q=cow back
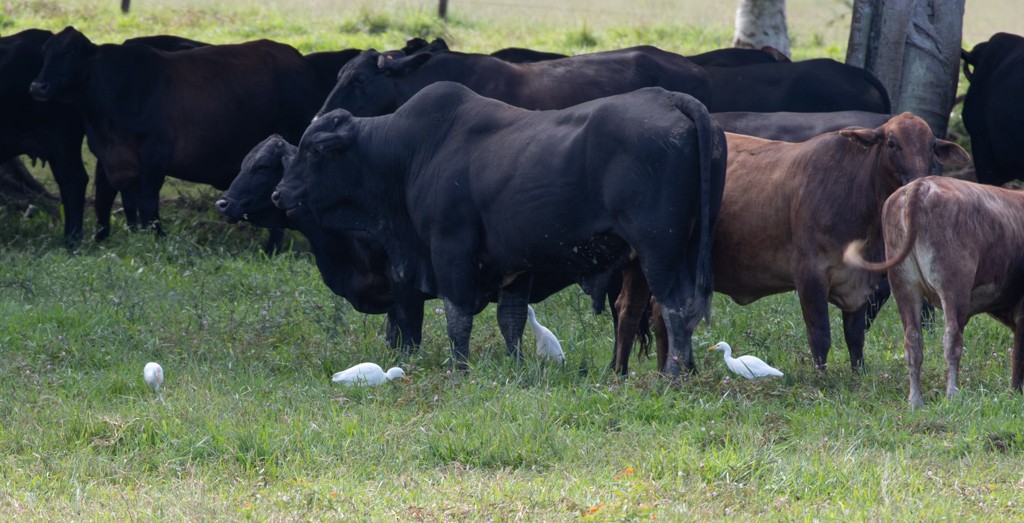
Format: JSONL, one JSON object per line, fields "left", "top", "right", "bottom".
{"left": 704, "top": 58, "right": 890, "bottom": 113}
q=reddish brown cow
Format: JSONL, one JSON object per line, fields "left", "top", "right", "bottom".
{"left": 613, "top": 114, "right": 969, "bottom": 375}
{"left": 844, "top": 177, "right": 1024, "bottom": 408}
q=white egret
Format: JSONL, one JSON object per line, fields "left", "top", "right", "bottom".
{"left": 331, "top": 363, "right": 406, "bottom": 386}
{"left": 707, "top": 342, "right": 783, "bottom": 379}
{"left": 527, "top": 305, "right": 564, "bottom": 363}
{"left": 143, "top": 361, "right": 164, "bottom": 392}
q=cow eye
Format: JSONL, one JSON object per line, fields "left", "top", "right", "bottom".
{"left": 886, "top": 139, "right": 896, "bottom": 150}
{"left": 308, "top": 147, "right": 321, "bottom": 159}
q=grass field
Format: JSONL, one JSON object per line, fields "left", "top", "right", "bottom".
{"left": 3, "top": 1, "right": 1024, "bottom": 521}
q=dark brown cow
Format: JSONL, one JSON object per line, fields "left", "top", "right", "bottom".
{"left": 844, "top": 176, "right": 1024, "bottom": 408}
{"left": 614, "top": 114, "right": 969, "bottom": 375}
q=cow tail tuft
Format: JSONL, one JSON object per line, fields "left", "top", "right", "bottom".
{"left": 843, "top": 180, "right": 924, "bottom": 272}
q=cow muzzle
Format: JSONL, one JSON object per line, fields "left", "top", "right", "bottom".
{"left": 214, "top": 198, "right": 241, "bottom": 223}
{"left": 271, "top": 189, "right": 295, "bottom": 211}
{"left": 28, "top": 81, "right": 52, "bottom": 101}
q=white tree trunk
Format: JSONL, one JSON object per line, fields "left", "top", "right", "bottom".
{"left": 733, "top": 0, "right": 790, "bottom": 58}
{"left": 847, "top": 0, "right": 964, "bottom": 137}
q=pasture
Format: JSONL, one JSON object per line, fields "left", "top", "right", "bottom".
{"left": 2, "top": 0, "right": 1024, "bottom": 520}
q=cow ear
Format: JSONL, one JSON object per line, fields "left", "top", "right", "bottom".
{"left": 428, "top": 38, "right": 450, "bottom": 52}
{"left": 839, "top": 127, "right": 882, "bottom": 147}
{"left": 378, "top": 52, "right": 431, "bottom": 76}
{"left": 934, "top": 139, "right": 971, "bottom": 166}
{"left": 311, "top": 128, "right": 355, "bottom": 153}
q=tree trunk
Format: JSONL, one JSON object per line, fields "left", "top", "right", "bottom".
{"left": 121, "top": 0, "right": 131, "bottom": 13}
{"left": 733, "top": 0, "right": 790, "bottom": 58}
{"left": 0, "top": 158, "right": 59, "bottom": 215}
{"left": 847, "top": 0, "right": 965, "bottom": 137}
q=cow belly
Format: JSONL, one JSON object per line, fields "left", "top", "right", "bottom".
{"left": 714, "top": 268, "right": 795, "bottom": 305}
{"left": 491, "top": 232, "right": 631, "bottom": 276}
{"left": 828, "top": 267, "right": 880, "bottom": 311}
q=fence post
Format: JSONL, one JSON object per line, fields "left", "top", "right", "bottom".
{"left": 439, "top": 0, "right": 448, "bottom": 19}
{"left": 121, "top": 0, "right": 131, "bottom": 13}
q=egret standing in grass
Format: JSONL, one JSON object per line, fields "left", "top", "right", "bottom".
{"left": 707, "top": 342, "right": 783, "bottom": 379}
{"left": 527, "top": 305, "right": 564, "bottom": 363}
{"left": 332, "top": 363, "right": 406, "bottom": 386}
{"left": 143, "top": 361, "right": 164, "bottom": 392}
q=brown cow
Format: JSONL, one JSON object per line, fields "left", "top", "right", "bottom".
{"left": 614, "top": 113, "right": 969, "bottom": 375}
{"left": 844, "top": 176, "right": 1024, "bottom": 408}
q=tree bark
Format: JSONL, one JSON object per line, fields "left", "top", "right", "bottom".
{"left": 846, "top": 0, "right": 965, "bottom": 137}
{"left": 733, "top": 0, "right": 790, "bottom": 58}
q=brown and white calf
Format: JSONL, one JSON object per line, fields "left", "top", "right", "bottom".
{"left": 613, "top": 113, "right": 969, "bottom": 375}
{"left": 845, "top": 176, "right": 1024, "bottom": 408}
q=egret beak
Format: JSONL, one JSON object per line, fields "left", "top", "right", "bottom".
{"left": 707, "top": 345, "right": 717, "bottom": 351}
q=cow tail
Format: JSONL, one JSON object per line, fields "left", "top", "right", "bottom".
{"left": 843, "top": 181, "right": 923, "bottom": 272}
{"left": 673, "top": 92, "right": 718, "bottom": 324}
{"left": 960, "top": 48, "right": 974, "bottom": 82}
{"left": 861, "top": 69, "right": 893, "bottom": 114}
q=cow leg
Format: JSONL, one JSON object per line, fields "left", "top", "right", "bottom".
{"left": 842, "top": 306, "right": 867, "bottom": 372}
{"left": 660, "top": 306, "right": 697, "bottom": 376}
{"left": 387, "top": 287, "right": 425, "bottom": 352}
{"left": 642, "top": 260, "right": 702, "bottom": 377}
{"left": 652, "top": 300, "right": 668, "bottom": 372}
{"left": 120, "top": 182, "right": 141, "bottom": 232}
{"left": 137, "top": 171, "right": 165, "bottom": 235}
{"left": 497, "top": 274, "right": 532, "bottom": 360}
{"left": 865, "top": 279, "right": 890, "bottom": 330}
{"left": 442, "top": 298, "right": 474, "bottom": 371}
{"left": 612, "top": 259, "right": 651, "bottom": 375}
{"left": 889, "top": 267, "right": 926, "bottom": 409}
{"left": 262, "top": 228, "right": 285, "bottom": 255}
{"left": 938, "top": 288, "right": 970, "bottom": 401}
{"left": 93, "top": 163, "right": 117, "bottom": 241}
{"left": 795, "top": 273, "right": 832, "bottom": 370}
{"left": 48, "top": 152, "right": 89, "bottom": 249}
{"left": 1012, "top": 300, "right": 1024, "bottom": 392}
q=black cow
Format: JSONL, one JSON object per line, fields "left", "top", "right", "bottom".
{"left": 122, "top": 34, "right": 208, "bottom": 51}
{"left": 400, "top": 37, "right": 567, "bottom": 64}
{"left": 961, "top": 32, "right": 1024, "bottom": 186}
{"left": 0, "top": 29, "right": 212, "bottom": 247}
{"left": 0, "top": 29, "right": 89, "bottom": 247}
{"left": 303, "top": 48, "right": 363, "bottom": 95}
{"left": 274, "top": 82, "right": 726, "bottom": 375}
{"left": 217, "top": 135, "right": 620, "bottom": 353}
{"left": 92, "top": 34, "right": 211, "bottom": 239}
{"left": 417, "top": 39, "right": 785, "bottom": 67}
{"left": 317, "top": 44, "right": 711, "bottom": 116}
{"left": 703, "top": 58, "right": 891, "bottom": 113}
{"left": 712, "top": 110, "right": 891, "bottom": 142}
{"left": 29, "top": 26, "right": 324, "bottom": 238}
{"left": 216, "top": 136, "right": 428, "bottom": 348}
{"left": 688, "top": 46, "right": 789, "bottom": 67}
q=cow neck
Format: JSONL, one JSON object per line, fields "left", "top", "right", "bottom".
{"left": 358, "top": 116, "right": 436, "bottom": 293}
{"left": 859, "top": 139, "right": 899, "bottom": 258}
{"left": 415, "top": 52, "right": 519, "bottom": 106}
{"left": 81, "top": 46, "right": 157, "bottom": 121}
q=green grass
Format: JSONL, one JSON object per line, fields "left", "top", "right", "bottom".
{"left": 3, "top": 1, "right": 1024, "bottom": 520}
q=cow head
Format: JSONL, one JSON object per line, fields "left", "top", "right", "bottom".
{"left": 29, "top": 26, "right": 96, "bottom": 102}
{"left": 216, "top": 134, "right": 296, "bottom": 228}
{"left": 317, "top": 49, "right": 432, "bottom": 118}
{"left": 839, "top": 113, "right": 970, "bottom": 186}
{"left": 273, "top": 110, "right": 365, "bottom": 226}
